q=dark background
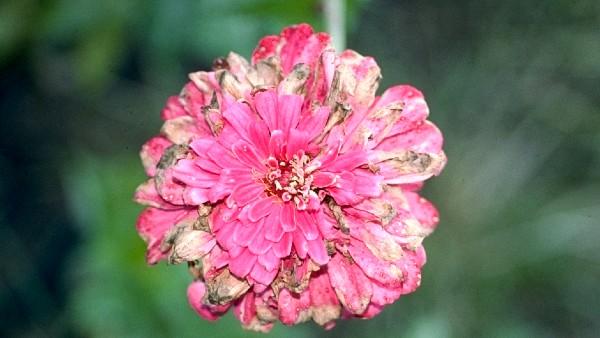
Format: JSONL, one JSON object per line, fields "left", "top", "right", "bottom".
{"left": 1, "top": 0, "right": 599, "bottom": 337}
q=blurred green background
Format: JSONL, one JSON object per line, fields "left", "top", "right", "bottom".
{"left": 1, "top": 0, "right": 599, "bottom": 337}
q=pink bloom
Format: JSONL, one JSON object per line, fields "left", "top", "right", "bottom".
{"left": 134, "top": 23, "right": 446, "bottom": 331}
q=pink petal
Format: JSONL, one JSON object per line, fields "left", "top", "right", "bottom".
{"left": 352, "top": 171, "right": 384, "bottom": 197}
{"left": 292, "top": 230, "right": 308, "bottom": 259}
{"left": 222, "top": 102, "right": 255, "bottom": 141}
{"left": 232, "top": 141, "right": 265, "bottom": 170}
{"left": 306, "top": 237, "right": 329, "bottom": 265}
{"left": 140, "top": 136, "right": 172, "bottom": 177}
{"left": 277, "top": 94, "right": 303, "bottom": 134}
{"left": 405, "top": 191, "right": 440, "bottom": 230}
{"left": 171, "top": 159, "right": 217, "bottom": 188}
{"left": 248, "top": 225, "right": 272, "bottom": 255}
{"left": 285, "top": 128, "right": 311, "bottom": 159}
{"left": 229, "top": 248, "right": 257, "bottom": 278}
{"left": 254, "top": 89, "right": 278, "bottom": 132}
{"left": 133, "top": 179, "right": 179, "bottom": 210}
{"left": 231, "top": 181, "right": 263, "bottom": 206}
{"left": 295, "top": 210, "right": 319, "bottom": 240}
{"left": 312, "top": 172, "right": 337, "bottom": 188}
{"left": 257, "top": 249, "right": 280, "bottom": 271}
{"left": 308, "top": 271, "right": 341, "bottom": 326}
{"left": 377, "top": 120, "right": 444, "bottom": 154}
{"left": 370, "top": 281, "right": 402, "bottom": 306}
{"left": 233, "top": 292, "right": 256, "bottom": 326}
{"left": 272, "top": 232, "right": 293, "bottom": 258}
{"left": 297, "top": 106, "right": 330, "bottom": 141}
{"left": 348, "top": 239, "right": 403, "bottom": 288}
{"left": 321, "top": 150, "right": 369, "bottom": 173}
{"left": 161, "top": 95, "right": 186, "bottom": 121}
{"left": 187, "top": 281, "right": 229, "bottom": 321}
{"left": 233, "top": 220, "right": 263, "bottom": 247}
{"left": 328, "top": 254, "right": 373, "bottom": 315}
{"left": 278, "top": 288, "right": 311, "bottom": 325}
{"left": 215, "top": 218, "right": 237, "bottom": 250}
{"left": 247, "top": 121, "right": 270, "bottom": 158}
{"left": 247, "top": 197, "right": 275, "bottom": 222}
{"left": 268, "top": 130, "right": 285, "bottom": 158}
{"left": 280, "top": 203, "right": 296, "bottom": 232}
{"left": 249, "top": 261, "right": 278, "bottom": 285}
{"left": 264, "top": 210, "right": 284, "bottom": 242}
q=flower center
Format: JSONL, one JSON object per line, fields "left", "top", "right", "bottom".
{"left": 263, "top": 151, "right": 319, "bottom": 210}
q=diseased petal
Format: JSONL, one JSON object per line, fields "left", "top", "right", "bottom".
{"left": 136, "top": 207, "right": 195, "bottom": 264}
{"left": 328, "top": 254, "right": 373, "bottom": 315}
{"left": 278, "top": 288, "right": 312, "bottom": 325}
{"left": 369, "top": 149, "right": 447, "bottom": 185}
{"left": 170, "top": 230, "right": 215, "bottom": 264}
{"left": 309, "top": 271, "right": 341, "bottom": 326}
{"left": 140, "top": 136, "right": 172, "bottom": 177}
{"left": 161, "top": 95, "right": 187, "bottom": 121}
{"left": 348, "top": 239, "right": 403, "bottom": 288}
{"left": 188, "top": 281, "right": 229, "bottom": 321}
{"left": 134, "top": 179, "right": 179, "bottom": 210}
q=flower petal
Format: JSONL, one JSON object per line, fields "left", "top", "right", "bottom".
{"left": 229, "top": 248, "right": 257, "bottom": 278}
{"left": 328, "top": 254, "right": 373, "bottom": 315}
{"left": 272, "top": 232, "right": 293, "bottom": 258}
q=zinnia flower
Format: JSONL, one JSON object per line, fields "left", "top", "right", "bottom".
{"left": 134, "top": 23, "right": 446, "bottom": 331}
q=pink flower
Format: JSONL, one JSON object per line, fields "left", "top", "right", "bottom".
{"left": 134, "top": 23, "right": 446, "bottom": 331}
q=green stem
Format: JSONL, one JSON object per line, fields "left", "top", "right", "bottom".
{"left": 323, "top": 0, "right": 346, "bottom": 51}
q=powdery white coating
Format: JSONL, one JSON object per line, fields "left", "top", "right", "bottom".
{"left": 134, "top": 23, "right": 446, "bottom": 331}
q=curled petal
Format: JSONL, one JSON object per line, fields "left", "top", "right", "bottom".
{"left": 188, "top": 281, "right": 229, "bottom": 321}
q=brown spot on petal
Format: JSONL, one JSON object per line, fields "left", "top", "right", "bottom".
{"left": 246, "top": 57, "right": 282, "bottom": 89}
{"left": 194, "top": 204, "right": 213, "bottom": 231}
{"left": 201, "top": 93, "right": 223, "bottom": 136}
{"left": 188, "top": 260, "right": 204, "bottom": 280}
{"left": 272, "top": 257, "right": 320, "bottom": 295}
{"left": 156, "top": 144, "right": 188, "bottom": 170}
{"left": 160, "top": 116, "right": 198, "bottom": 144}
{"left": 217, "top": 70, "right": 244, "bottom": 99}
{"left": 279, "top": 63, "right": 310, "bottom": 95}
{"left": 168, "top": 229, "right": 213, "bottom": 264}
{"left": 312, "top": 305, "right": 341, "bottom": 326}
{"left": 389, "top": 151, "right": 433, "bottom": 174}
{"left": 212, "top": 57, "right": 229, "bottom": 71}
{"left": 205, "top": 269, "right": 250, "bottom": 305}
{"left": 326, "top": 197, "right": 350, "bottom": 234}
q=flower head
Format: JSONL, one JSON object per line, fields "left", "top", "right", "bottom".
{"left": 134, "top": 23, "right": 446, "bottom": 331}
